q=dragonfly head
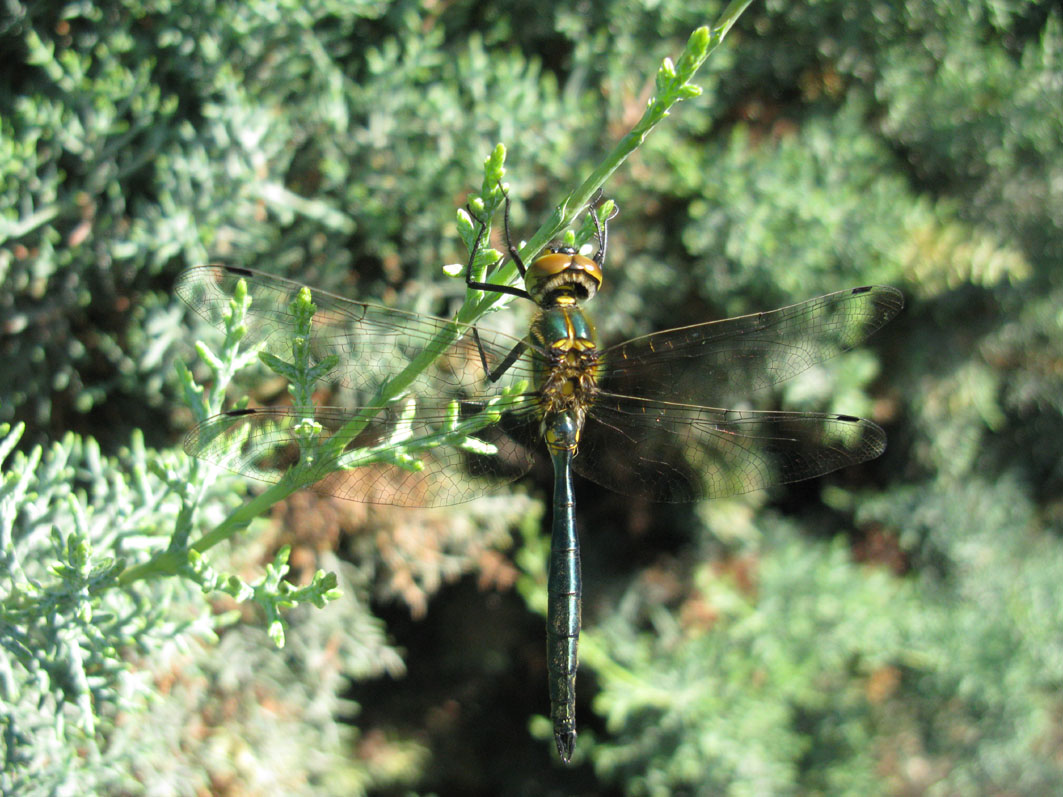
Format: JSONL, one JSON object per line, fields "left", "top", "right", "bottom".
{"left": 525, "top": 245, "right": 603, "bottom": 307}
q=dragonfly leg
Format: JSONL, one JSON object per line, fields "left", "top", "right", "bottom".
{"left": 590, "top": 197, "right": 616, "bottom": 268}
{"left": 465, "top": 194, "right": 531, "bottom": 300}
{"left": 471, "top": 327, "right": 527, "bottom": 383}
{"left": 500, "top": 183, "right": 527, "bottom": 279}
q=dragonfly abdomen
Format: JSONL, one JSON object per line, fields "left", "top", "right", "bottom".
{"left": 546, "top": 433, "right": 582, "bottom": 764}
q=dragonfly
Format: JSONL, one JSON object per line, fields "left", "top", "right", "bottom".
{"left": 175, "top": 196, "right": 903, "bottom": 764}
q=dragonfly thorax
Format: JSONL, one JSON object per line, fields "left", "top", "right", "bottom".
{"left": 530, "top": 304, "right": 600, "bottom": 453}
{"left": 524, "top": 246, "right": 603, "bottom": 307}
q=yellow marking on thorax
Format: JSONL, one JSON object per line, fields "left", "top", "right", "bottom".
{"left": 549, "top": 308, "right": 596, "bottom": 354}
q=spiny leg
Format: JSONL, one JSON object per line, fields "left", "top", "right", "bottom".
{"left": 591, "top": 204, "right": 606, "bottom": 267}
{"left": 461, "top": 330, "right": 530, "bottom": 422}
{"left": 590, "top": 196, "right": 618, "bottom": 267}
{"left": 500, "top": 182, "right": 527, "bottom": 278}
{"left": 465, "top": 189, "right": 530, "bottom": 301}
{"left": 471, "top": 328, "right": 528, "bottom": 384}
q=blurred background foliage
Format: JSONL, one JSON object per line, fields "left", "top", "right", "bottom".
{"left": 2, "top": 0, "right": 1062, "bottom": 793}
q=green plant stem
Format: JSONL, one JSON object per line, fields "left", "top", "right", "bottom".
{"left": 117, "top": 477, "right": 300, "bottom": 585}
{"left": 319, "top": 322, "right": 469, "bottom": 464}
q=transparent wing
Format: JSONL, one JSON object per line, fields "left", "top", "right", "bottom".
{"left": 598, "top": 286, "right": 904, "bottom": 407}
{"left": 175, "top": 265, "right": 538, "bottom": 398}
{"left": 184, "top": 399, "right": 541, "bottom": 507}
{"left": 576, "top": 394, "right": 886, "bottom": 502}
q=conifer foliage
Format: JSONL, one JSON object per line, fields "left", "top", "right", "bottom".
{"left": 2, "top": 1, "right": 1061, "bottom": 793}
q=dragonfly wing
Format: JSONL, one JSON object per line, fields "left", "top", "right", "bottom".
{"left": 598, "top": 286, "right": 903, "bottom": 406}
{"left": 175, "top": 265, "right": 536, "bottom": 397}
{"left": 184, "top": 399, "right": 540, "bottom": 508}
{"left": 575, "top": 394, "right": 886, "bottom": 502}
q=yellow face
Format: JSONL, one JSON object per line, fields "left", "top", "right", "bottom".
{"left": 524, "top": 249, "right": 603, "bottom": 304}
